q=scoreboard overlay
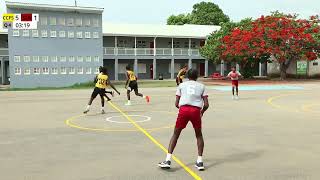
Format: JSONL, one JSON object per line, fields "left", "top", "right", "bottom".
{"left": 2, "top": 13, "right": 39, "bottom": 29}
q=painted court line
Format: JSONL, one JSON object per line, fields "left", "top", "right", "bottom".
{"left": 108, "top": 101, "right": 202, "bottom": 180}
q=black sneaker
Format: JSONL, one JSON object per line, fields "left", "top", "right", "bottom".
{"left": 195, "top": 162, "right": 205, "bottom": 171}
{"left": 83, "top": 109, "right": 89, "bottom": 114}
{"left": 158, "top": 161, "right": 171, "bottom": 169}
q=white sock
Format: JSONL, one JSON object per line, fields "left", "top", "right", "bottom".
{"left": 197, "top": 156, "right": 203, "bottom": 163}
{"left": 143, "top": 95, "right": 146, "bottom": 98}
{"left": 85, "top": 105, "right": 90, "bottom": 110}
{"left": 165, "top": 153, "right": 172, "bottom": 161}
{"left": 127, "top": 100, "right": 131, "bottom": 103}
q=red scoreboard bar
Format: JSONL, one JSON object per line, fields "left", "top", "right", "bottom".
{"left": 21, "top": 13, "right": 32, "bottom": 21}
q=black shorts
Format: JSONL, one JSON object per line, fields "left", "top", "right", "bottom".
{"left": 91, "top": 87, "right": 106, "bottom": 99}
{"left": 128, "top": 80, "right": 138, "bottom": 92}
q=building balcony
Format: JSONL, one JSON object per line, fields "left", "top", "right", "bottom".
{"left": 0, "top": 48, "right": 9, "bottom": 56}
{"left": 103, "top": 47, "right": 201, "bottom": 56}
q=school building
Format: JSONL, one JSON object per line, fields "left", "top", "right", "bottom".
{"left": 0, "top": 2, "right": 319, "bottom": 88}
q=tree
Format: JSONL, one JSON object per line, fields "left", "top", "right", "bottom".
{"left": 201, "top": 13, "right": 320, "bottom": 79}
{"left": 167, "top": 2, "right": 229, "bottom": 25}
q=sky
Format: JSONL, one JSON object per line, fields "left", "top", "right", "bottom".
{"left": 0, "top": 0, "right": 319, "bottom": 24}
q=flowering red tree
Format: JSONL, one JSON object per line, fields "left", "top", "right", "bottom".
{"left": 219, "top": 13, "right": 320, "bottom": 79}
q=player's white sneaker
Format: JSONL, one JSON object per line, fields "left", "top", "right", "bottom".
{"left": 235, "top": 96, "right": 239, "bottom": 100}
{"left": 158, "top": 161, "right": 171, "bottom": 169}
{"left": 195, "top": 162, "right": 205, "bottom": 171}
{"left": 232, "top": 95, "right": 235, "bottom": 100}
{"left": 125, "top": 101, "right": 131, "bottom": 106}
{"left": 101, "top": 109, "right": 106, "bottom": 114}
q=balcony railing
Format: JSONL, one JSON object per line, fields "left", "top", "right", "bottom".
{"left": 0, "top": 48, "right": 9, "bottom": 56}
{"left": 103, "top": 47, "right": 201, "bottom": 56}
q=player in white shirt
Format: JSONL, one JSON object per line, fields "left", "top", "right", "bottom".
{"left": 158, "top": 69, "right": 209, "bottom": 171}
{"left": 227, "top": 66, "right": 242, "bottom": 100}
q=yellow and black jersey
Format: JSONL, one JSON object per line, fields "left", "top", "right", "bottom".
{"left": 127, "top": 70, "right": 137, "bottom": 81}
{"left": 177, "top": 69, "right": 186, "bottom": 79}
{"left": 95, "top": 73, "right": 109, "bottom": 89}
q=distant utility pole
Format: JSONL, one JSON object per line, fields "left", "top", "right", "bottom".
{"left": 75, "top": 0, "right": 77, "bottom": 7}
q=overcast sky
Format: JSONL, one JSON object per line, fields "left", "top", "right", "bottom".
{"left": 1, "top": 0, "right": 319, "bottom": 24}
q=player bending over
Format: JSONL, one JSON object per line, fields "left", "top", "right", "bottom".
{"left": 176, "top": 65, "right": 188, "bottom": 86}
{"left": 158, "top": 69, "right": 209, "bottom": 171}
{"left": 124, "top": 65, "right": 150, "bottom": 106}
{"left": 96, "top": 66, "right": 114, "bottom": 98}
{"left": 84, "top": 67, "right": 120, "bottom": 114}
{"left": 227, "top": 66, "right": 242, "bottom": 100}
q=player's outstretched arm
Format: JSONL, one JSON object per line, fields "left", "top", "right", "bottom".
{"left": 108, "top": 80, "right": 120, "bottom": 95}
{"left": 124, "top": 72, "right": 129, "bottom": 89}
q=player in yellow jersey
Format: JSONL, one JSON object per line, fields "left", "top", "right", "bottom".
{"left": 124, "top": 65, "right": 150, "bottom": 106}
{"left": 176, "top": 65, "right": 188, "bottom": 86}
{"left": 84, "top": 67, "right": 120, "bottom": 114}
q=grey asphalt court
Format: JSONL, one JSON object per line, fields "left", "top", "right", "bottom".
{"left": 0, "top": 82, "right": 320, "bottom": 180}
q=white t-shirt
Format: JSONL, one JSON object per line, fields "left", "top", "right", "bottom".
{"left": 227, "top": 71, "right": 241, "bottom": 80}
{"left": 176, "top": 80, "right": 208, "bottom": 108}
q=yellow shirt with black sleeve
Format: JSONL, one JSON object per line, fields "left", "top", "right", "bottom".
{"left": 177, "top": 69, "right": 186, "bottom": 79}
{"left": 95, "top": 73, "right": 109, "bottom": 89}
{"left": 127, "top": 70, "right": 137, "bottom": 81}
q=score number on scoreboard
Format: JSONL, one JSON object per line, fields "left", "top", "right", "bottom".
{"left": 2, "top": 13, "right": 39, "bottom": 29}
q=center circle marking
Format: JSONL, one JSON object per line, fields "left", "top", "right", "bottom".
{"left": 106, "top": 115, "right": 151, "bottom": 124}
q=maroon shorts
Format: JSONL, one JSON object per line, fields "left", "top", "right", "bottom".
{"left": 175, "top": 105, "right": 202, "bottom": 129}
{"left": 232, "top": 80, "right": 239, "bottom": 87}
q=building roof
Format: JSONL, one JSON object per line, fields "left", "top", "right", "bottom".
{"left": 103, "top": 23, "right": 220, "bottom": 39}
{"left": 5, "top": 1, "right": 104, "bottom": 14}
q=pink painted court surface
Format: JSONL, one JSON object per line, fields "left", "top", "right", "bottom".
{"left": 1, "top": 82, "right": 320, "bottom": 180}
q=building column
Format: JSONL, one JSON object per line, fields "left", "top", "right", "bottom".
{"left": 220, "top": 60, "right": 224, "bottom": 76}
{"left": 0, "top": 57, "right": 4, "bottom": 84}
{"left": 153, "top": 58, "right": 157, "bottom": 80}
{"left": 205, "top": 59, "right": 209, "bottom": 77}
{"left": 188, "top": 58, "right": 192, "bottom": 69}
{"left": 171, "top": 58, "right": 175, "bottom": 79}
{"left": 134, "top": 58, "right": 138, "bottom": 77}
{"left": 171, "top": 38, "right": 174, "bottom": 56}
{"left": 134, "top": 37, "right": 137, "bottom": 56}
{"left": 115, "top": 36, "right": 118, "bottom": 55}
{"left": 114, "top": 58, "right": 118, "bottom": 81}
{"left": 153, "top": 37, "right": 156, "bottom": 56}
{"left": 188, "top": 38, "right": 191, "bottom": 56}
{"left": 259, "top": 62, "right": 262, "bottom": 76}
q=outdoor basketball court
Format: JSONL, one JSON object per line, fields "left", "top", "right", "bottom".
{"left": 0, "top": 82, "right": 319, "bottom": 180}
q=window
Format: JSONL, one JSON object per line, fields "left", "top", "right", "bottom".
{"left": 60, "top": 56, "right": 67, "bottom": 62}
{"left": 137, "top": 40, "right": 146, "bottom": 48}
{"left": 14, "top": 68, "right": 21, "bottom": 75}
{"left": 86, "top": 56, "right": 91, "bottom": 62}
{"left": 42, "top": 67, "right": 49, "bottom": 74}
{"left": 94, "top": 56, "right": 99, "bottom": 62}
{"left": 67, "top": 18, "right": 74, "bottom": 26}
{"left": 33, "top": 68, "right": 40, "bottom": 75}
{"left": 49, "top": 17, "right": 57, "bottom": 25}
{"left": 23, "top": 56, "right": 30, "bottom": 62}
{"left": 51, "top": 56, "right": 58, "bottom": 62}
{"left": 69, "top": 67, "right": 75, "bottom": 74}
{"left": 60, "top": 67, "right": 67, "bottom": 74}
{"left": 68, "top": 31, "right": 74, "bottom": 38}
{"left": 40, "top": 16, "right": 47, "bottom": 25}
{"left": 69, "top": 56, "right": 75, "bottom": 62}
{"left": 138, "top": 64, "right": 146, "bottom": 73}
{"left": 33, "top": 56, "right": 40, "bottom": 62}
{"left": 50, "top": 31, "right": 57, "bottom": 37}
{"left": 42, "top": 56, "right": 49, "bottom": 62}
{"left": 32, "top": 30, "right": 39, "bottom": 37}
{"left": 84, "top": 32, "right": 91, "bottom": 39}
{"left": 13, "top": 30, "right": 20, "bottom": 37}
{"left": 92, "top": 18, "right": 99, "bottom": 27}
{"left": 75, "top": 18, "right": 82, "bottom": 26}
{"left": 41, "top": 30, "right": 48, "bottom": 37}
{"left": 77, "top": 56, "right": 83, "bottom": 62}
{"left": 58, "top": 17, "right": 65, "bottom": 26}
{"left": 14, "top": 56, "right": 21, "bottom": 62}
{"left": 76, "top": 31, "right": 83, "bottom": 39}
{"left": 173, "top": 41, "right": 180, "bottom": 48}
{"left": 86, "top": 67, "right": 92, "bottom": 74}
{"left": 93, "top": 32, "right": 99, "bottom": 39}
{"left": 24, "top": 68, "right": 31, "bottom": 75}
{"left": 22, "top": 30, "right": 29, "bottom": 37}
{"left": 95, "top": 67, "right": 100, "bottom": 74}
{"left": 59, "top": 31, "right": 66, "bottom": 38}
{"left": 51, "top": 67, "right": 58, "bottom": 74}
{"left": 84, "top": 18, "right": 90, "bottom": 26}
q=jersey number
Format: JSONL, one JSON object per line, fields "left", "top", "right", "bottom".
{"left": 98, "top": 79, "right": 106, "bottom": 85}
{"left": 187, "top": 85, "right": 196, "bottom": 95}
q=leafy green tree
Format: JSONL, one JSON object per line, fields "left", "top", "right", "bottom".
{"left": 167, "top": 2, "right": 229, "bottom": 25}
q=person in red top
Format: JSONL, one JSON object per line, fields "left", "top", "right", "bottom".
{"left": 227, "top": 66, "right": 242, "bottom": 100}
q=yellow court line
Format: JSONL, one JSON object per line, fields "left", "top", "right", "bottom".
{"left": 108, "top": 101, "right": 202, "bottom": 180}
{"left": 266, "top": 94, "right": 300, "bottom": 113}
